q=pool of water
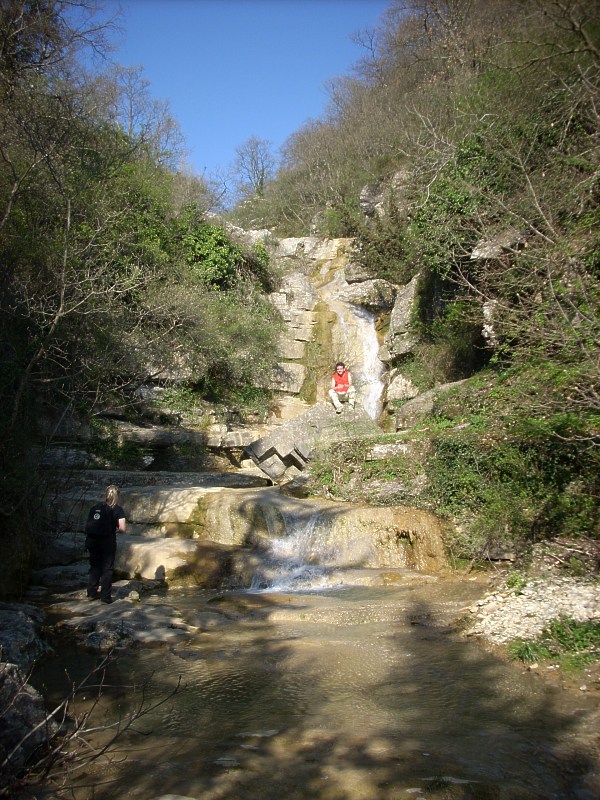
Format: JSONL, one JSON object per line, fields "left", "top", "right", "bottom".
{"left": 34, "top": 581, "right": 600, "bottom": 800}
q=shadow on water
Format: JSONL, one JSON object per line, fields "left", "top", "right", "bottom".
{"left": 32, "top": 585, "right": 600, "bottom": 800}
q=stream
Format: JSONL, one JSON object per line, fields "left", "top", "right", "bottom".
{"left": 35, "top": 576, "right": 599, "bottom": 799}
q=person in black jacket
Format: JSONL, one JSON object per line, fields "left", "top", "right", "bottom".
{"left": 86, "top": 484, "right": 126, "bottom": 604}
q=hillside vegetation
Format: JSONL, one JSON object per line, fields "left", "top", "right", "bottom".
{"left": 231, "top": 0, "right": 599, "bottom": 569}
{"left": 0, "top": 1, "right": 282, "bottom": 592}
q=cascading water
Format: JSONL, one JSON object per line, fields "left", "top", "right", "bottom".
{"left": 319, "top": 267, "right": 385, "bottom": 420}
{"left": 347, "top": 305, "right": 384, "bottom": 419}
{"left": 250, "top": 511, "right": 338, "bottom": 592}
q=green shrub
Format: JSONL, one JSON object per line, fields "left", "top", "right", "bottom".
{"left": 344, "top": 194, "right": 414, "bottom": 284}
{"left": 506, "top": 571, "right": 527, "bottom": 592}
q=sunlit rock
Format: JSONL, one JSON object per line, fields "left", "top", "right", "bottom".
{"left": 384, "top": 274, "right": 419, "bottom": 359}
{"left": 340, "top": 278, "right": 397, "bottom": 310}
{"left": 396, "top": 379, "right": 468, "bottom": 430}
{"left": 386, "top": 371, "right": 420, "bottom": 403}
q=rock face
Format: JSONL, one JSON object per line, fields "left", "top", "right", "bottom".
{"left": 305, "top": 504, "right": 448, "bottom": 573}
{"left": 0, "top": 604, "right": 49, "bottom": 673}
{"left": 245, "top": 402, "right": 380, "bottom": 481}
{"left": 359, "top": 169, "right": 411, "bottom": 218}
{"left": 383, "top": 273, "right": 419, "bottom": 360}
{"left": 267, "top": 271, "right": 319, "bottom": 394}
{"left": 395, "top": 379, "right": 467, "bottom": 430}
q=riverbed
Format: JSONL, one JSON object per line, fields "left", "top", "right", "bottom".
{"left": 34, "top": 576, "right": 600, "bottom": 800}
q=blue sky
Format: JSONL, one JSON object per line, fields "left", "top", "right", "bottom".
{"left": 104, "top": 0, "right": 390, "bottom": 177}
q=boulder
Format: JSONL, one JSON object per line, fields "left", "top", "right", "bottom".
{"left": 471, "top": 228, "right": 524, "bottom": 260}
{"left": 344, "top": 260, "right": 376, "bottom": 283}
{"left": 340, "top": 279, "right": 397, "bottom": 310}
{"left": 115, "top": 535, "right": 205, "bottom": 581}
{"left": 0, "top": 604, "right": 50, "bottom": 673}
{"left": 30, "top": 563, "right": 89, "bottom": 590}
{"left": 396, "top": 380, "right": 468, "bottom": 430}
{"left": 384, "top": 274, "right": 419, "bottom": 359}
{"left": 386, "top": 371, "right": 420, "bottom": 404}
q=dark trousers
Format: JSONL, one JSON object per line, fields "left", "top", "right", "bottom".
{"left": 86, "top": 536, "right": 116, "bottom": 601}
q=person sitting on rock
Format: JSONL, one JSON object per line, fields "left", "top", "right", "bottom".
{"left": 329, "top": 362, "right": 356, "bottom": 414}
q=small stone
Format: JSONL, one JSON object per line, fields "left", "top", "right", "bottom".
{"left": 214, "top": 757, "right": 240, "bottom": 767}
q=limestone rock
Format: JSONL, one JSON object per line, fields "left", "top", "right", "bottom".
{"left": 270, "top": 237, "right": 352, "bottom": 273}
{"left": 115, "top": 534, "right": 203, "bottom": 581}
{"left": 359, "top": 169, "right": 411, "bottom": 218}
{"left": 279, "top": 474, "right": 311, "bottom": 498}
{"left": 111, "top": 420, "right": 206, "bottom": 448}
{"left": 0, "top": 604, "right": 50, "bottom": 673}
{"left": 268, "top": 362, "right": 306, "bottom": 394}
{"left": 279, "top": 272, "right": 318, "bottom": 311}
{"left": 195, "top": 488, "right": 287, "bottom": 547}
{"left": 340, "top": 279, "right": 397, "bottom": 310}
{"left": 471, "top": 228, "right": 524, "bottom": 260}
{"left": 384, "top": 274, "right": 419, "bottom": 359}
{"left": 31, "top": 563, "right": 90, "bottom": 590}
{"left": 344, "top": 260, "right": 376, "bottom": 283}
{"left": 365, "top": 442, "right": 412, "bottom": 460}
{"left": 482, "top": 299, "right": 500, "bottom": 348}
{"left": 34, "top": 530, "right": 87, "bottom": 567}
{"left": 47, "top": 473, "right": 270, "bottom": 534}
{"left": 279, "top": 339, "right": 306, "bottom": 360}
{"left": 320, "top": 505, "right": 446, "bottom": 571}
{"left": 386, "top": 371, "right": 420, "bottom": 403}
{"left": 395, "top": 380, "right": 467, "bottom": 430}
{"left": 36, "top": 445, "right": 99, "bottom": 469}
{"left": 53, "top": 597, "right": 196, "bottom": 650}
{"left": 246, "top": 402, "right": 380, "bottom": 481}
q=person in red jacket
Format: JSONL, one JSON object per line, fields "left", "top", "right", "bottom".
{"left": 328, "top": 362, "right": 356, "bottom": 413}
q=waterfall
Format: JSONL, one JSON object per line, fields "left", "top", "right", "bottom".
{"left": 320, "top": 267, "right": 385, "bottom": 420}
{"left": 347, "top": 305, "right": 384, "bottom": 419}
{"left": 250, "top": 511, "right": 337, "bottom": 592}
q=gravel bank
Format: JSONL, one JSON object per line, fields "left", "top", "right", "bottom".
{"left": 466, "top": 576, "right": 599, "bottom": 645}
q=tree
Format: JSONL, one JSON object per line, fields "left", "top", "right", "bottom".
{"left": 0, "top": 2, "right": 283, "bottom": 597}
{"left": 232, "top": 135, "right": 276, "bottom": 199}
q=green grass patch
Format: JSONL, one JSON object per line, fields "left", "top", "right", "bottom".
{"left": 506, "top": 571, "right": 527, "bottom": 592}
{"left": 508, "top": 617, "right": 600, "bottom": 672}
